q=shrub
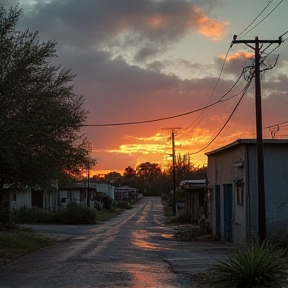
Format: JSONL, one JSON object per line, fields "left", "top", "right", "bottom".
{"left": 207, "top": 240, "right": 288, "bottom": 288}
{"left": 101, "top": 196, "right": 113, "bottom": 210}
{"left": 59, "top": 202, "right": 96, "bottom": 224}
{"left": 12, "top": 204, "right": 97, "bottom": 225}
{"left": 12, "top": 206, "right": 55, "bottom": 224}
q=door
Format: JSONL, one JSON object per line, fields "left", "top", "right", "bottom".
{"left": 32, "top": 190, "right": 44, "bottom": 208}
{"left": 215, "top": 185, "right": 221, "bottom": 239}
{"left": 223, "top": 184, "right": 233, "bottom": 242}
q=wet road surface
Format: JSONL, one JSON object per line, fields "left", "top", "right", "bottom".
{"left": 0, "top": 197, "right": 196, "bottom": 288}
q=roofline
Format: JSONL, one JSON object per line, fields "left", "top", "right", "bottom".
{"left": 205, "top": 138, "right": 288, "bottom": 156}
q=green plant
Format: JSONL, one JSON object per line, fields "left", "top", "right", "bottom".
{"left": 113, "top": 201, "right": 132, "bottom": 210}
{"left": 59, "top": 202, "right": 97, "bottom": 224}
{"left": 207, "top": 240, "right": 288, "bottom": 288}
{"left": 0, "top": 226, "right": 53, "bottom": 265}
{"left": 101, "top": 196, "right": 113, "bottom": 210}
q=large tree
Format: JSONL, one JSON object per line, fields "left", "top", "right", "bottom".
{"left": 0, "top": 6, "right": 88, "bottom": 189}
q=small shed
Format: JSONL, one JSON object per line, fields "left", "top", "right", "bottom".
{"left": 180, "top": 179, "right": 211, "bottom": 227}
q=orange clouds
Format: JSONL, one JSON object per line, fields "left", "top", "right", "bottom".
{"left": 190, "top": 7, "right": 230, "bottom": 40}
{"left": 148, "top": 14, "right": 165, "bottom": 28}
{"left": 222, "top": 51, "right": 255, "bottom": 61}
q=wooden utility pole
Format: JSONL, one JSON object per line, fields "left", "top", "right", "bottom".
{"left": 231, "top": 36, "right": 282, "bottom": 243}
{"left": 162, "top": 127, "right": 181, "bottom": 216}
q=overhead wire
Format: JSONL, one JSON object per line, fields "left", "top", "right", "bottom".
{"left": 82, "top": 81, "right": 249, "bottom": 127}
{"left": 237, "top": 0, "right": 274, "bottom": 38}
{"left": 180, "top": 45, "right": 232, "bottom": 134}
{"left": 239, "top": 0, "right": 283, "bottom": 38}
{"left": 179, "top": 68, "right": 245, "bottom": 136}
{"left": 189, "top": 76, "right": 253, "bottom": 155}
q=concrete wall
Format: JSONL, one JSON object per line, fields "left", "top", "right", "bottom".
{"left": 247, "top": 144, "right": 288, "bottom": 243}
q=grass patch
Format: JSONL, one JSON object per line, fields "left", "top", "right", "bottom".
{"left": 96, "top": 209, "right": 122, "bottom": 222}
{"left": 0, "top": 224, "right": 53, "bottom": 266}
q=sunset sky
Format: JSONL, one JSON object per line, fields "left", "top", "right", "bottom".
{"left": 2, "top": 0, "right": 288, "bottom": 176}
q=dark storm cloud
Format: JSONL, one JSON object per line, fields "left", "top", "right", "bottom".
{"left": 19, "top": 0, "right": 225, "bottom": 55}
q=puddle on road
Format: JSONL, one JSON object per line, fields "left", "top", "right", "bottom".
{"left": 132, "top": 230, "right": 169, "bottom": 251}
{"left": 124, "top": 263, "right": 183, "bottom": 288}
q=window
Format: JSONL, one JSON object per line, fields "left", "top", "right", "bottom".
{"left": 236, "top": 186, "right": 244, "bottom": 206}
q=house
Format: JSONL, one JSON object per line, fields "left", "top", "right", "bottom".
{"left": 206, "top": 139, "right": 288, "bottom": 244}
{"left": 0, "top": 184, "right": 58, "bottom": 211}
{"left": 180, "top": 179, "right": 211, "bottom": 227}
{"left": 88, "top": 181, "right": 115, "bottom": 201}
{"left": 114, "top": 186, "right": 138, "bottom": 203}
{"left": 58, "top": 184, "right": 97, "bottom": 208}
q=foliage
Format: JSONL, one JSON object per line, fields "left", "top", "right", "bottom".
{"left": 104, "top": 171, "right": 122, "bottom": 185}
{"left": 12, "top": 206, "right": 55, "bottom": 224}
{"left": 95, "top": 209, "right": 122, "bottom": 222}
{"left": 58, "top": 203, "right": 96, "bottom": 224}
{"left": 12, "top": 204, "right": 97, "bottom": 224}
{"left": 113, "top": 201, "right": 132, "bottom": 210}
{"left": 0, "top": 6, "right": 88, "bottom": 189}
{"left": 136, "top": 162, "right": 162, "bottom": 178}
{"left": 124, "top": 166, "right": 136, "bottom": 176}
{"left": 101, "top": 195, "right": 113, "bottom": 210}
{"left": 0, "top": 225, "right": 53, "bottom": 265}
{"left": 207, "top": 241, "right": 288, "bottom": 288}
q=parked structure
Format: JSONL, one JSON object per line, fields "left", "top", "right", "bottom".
{"left": 180, "top": 179, "right": 211, "bottom": 227}
{"left": 206, "top": 139, "right": 288, "bottom": 244}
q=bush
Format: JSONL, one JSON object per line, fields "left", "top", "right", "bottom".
{"left": 12, "top": 204, "right": 97, "bottom": 225}
{"left": 59, "top": 202, "right": 96, "bottom": 224}
{"left": 207, "top": 240, "right": 288, "bottom": 288}
{"left": 101, "top": 196, "right": 113, "bottom": 210}
{"left": 12, "top": 207, "right": 55, "bottom": 224}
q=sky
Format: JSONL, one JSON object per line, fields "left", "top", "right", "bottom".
{"left": 1, "top": 0, "right": 288, "bottom": 176}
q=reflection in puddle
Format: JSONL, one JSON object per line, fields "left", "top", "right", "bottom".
{"left": 124, "top": 263, "right": 178, "bottom": 288}
{"left": 161, "top": 233, "right": 173, "bottom": 239}
{"left": 132, "top": 230, "right": 169, "bottom": 251}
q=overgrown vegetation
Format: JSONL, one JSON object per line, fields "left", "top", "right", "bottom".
{"left": 0, "top": 224, "right": 53, "bottom": 265}
{"left": 206, "top": 240, "right": 288, "bottom": 288}
{"left": 95, "top": 208, "right": 122, "bottom": 222}
{"left": 12, "top": 203, "right": 97, "bottom": 224}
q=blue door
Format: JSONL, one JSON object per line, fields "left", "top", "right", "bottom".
{"left": 223, "top": 184, "right": 233, "bottom": 242}
{"left": 215, "top": 185, "right": 221, "bottom": 239}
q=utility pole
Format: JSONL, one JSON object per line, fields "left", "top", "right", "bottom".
{"left": 231, "top": 36, "right": 282, "bottom": 243}
{"left": 86, "top": 142, "right": 93, "bottom": 208}
{"left": 162, "top": 127, "right": 181, "bottom": 216}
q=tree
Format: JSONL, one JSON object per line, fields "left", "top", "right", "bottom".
{"left": 124, "top": 165, "right": 136, "bottom": 176}
{"left": 135, "top": 162, "right": 162, "bottom": 195}
{"left": 0, "top": 6, "right": 88, "bottom": 189}
{"left": 136, "top": 162, "right": 162, "bottom": 178}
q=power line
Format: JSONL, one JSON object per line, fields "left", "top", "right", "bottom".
{"left": 237, "top": 0, "right": 274, "bottom": 38}
{"left": 180, "top": 70, "right": 245, "bottom": 135}
{"left": 82, "top": 83, "right": 249, "bottom": 127}
{"left": 264, "top": 120, "right": 288, "bottom": 129}
{"left": 239, "top": 0, "right": 283, "bottom": 38}
{"left": 189, "top": 78, "right": 253, "bottom": 155}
